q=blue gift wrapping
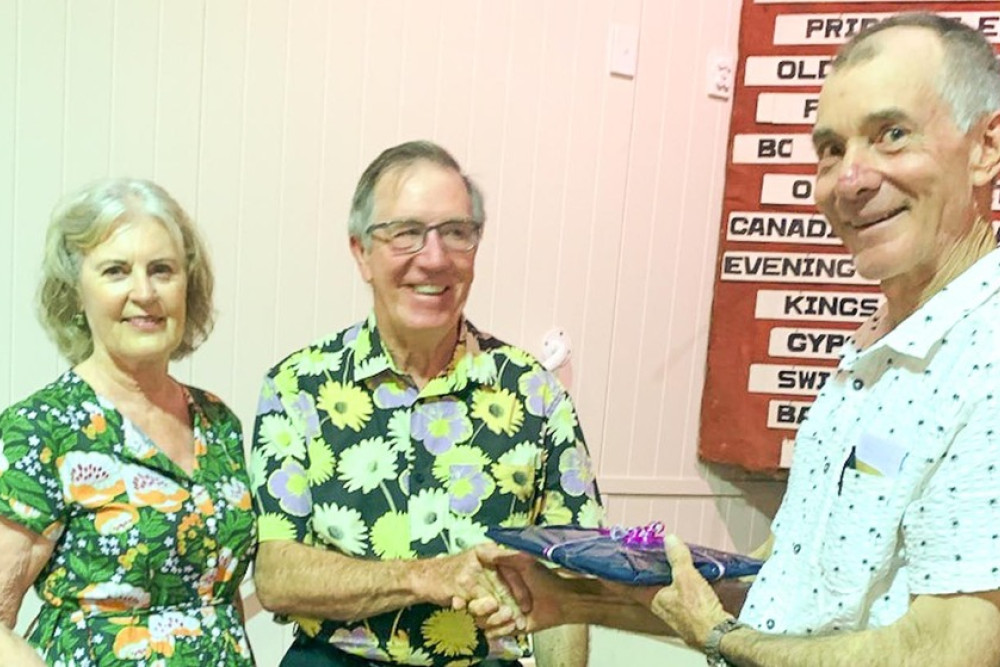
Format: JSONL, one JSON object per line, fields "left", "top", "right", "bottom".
{"left": 486, "top": 523, "right": 763, "bottom": 585}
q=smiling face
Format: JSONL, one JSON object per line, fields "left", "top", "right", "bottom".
{"left": 350, "top": 160, "right": 477, "bottom": 348}
{"left": 78, "top": 214, "right": 188, "bottom": 370}
{"left": 812, "top": 27, "right": 985, "bottom": 290}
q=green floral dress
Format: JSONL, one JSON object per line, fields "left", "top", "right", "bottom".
{"left": 251, "top": 315, "right": 604, "bottom": 666}
{"left": 0, "top": 371, "right": 257, "bottom": 666}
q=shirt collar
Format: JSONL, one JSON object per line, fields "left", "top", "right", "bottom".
{"left": 847, "top": 247, "right": 1000, "bottom": 362}
{"left": 351, "top": 313, "right": 493, "bottom": 390}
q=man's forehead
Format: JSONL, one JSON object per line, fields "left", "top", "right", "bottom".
{"left": 371, "top": 161, "right": 468, "bottom": 216}
{"left": 814, "top": 28, "right": 943, "bottom": 129}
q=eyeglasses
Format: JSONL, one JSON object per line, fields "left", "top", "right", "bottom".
{"left": 365, "top": 219, "right": 483, "bottom": 254}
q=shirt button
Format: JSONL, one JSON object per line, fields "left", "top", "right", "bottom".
{"left": 793, "top": 543, "right": 801, "bottom": 554}
{"left": 412, "top": 472, "right": 426, "bottom": 485}
{"left": 853, "top": 378, "right": 864, "bottom": 390}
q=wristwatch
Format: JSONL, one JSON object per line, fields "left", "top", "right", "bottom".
{"left": 704, "top": 617, "right": 746, "bottom": 667}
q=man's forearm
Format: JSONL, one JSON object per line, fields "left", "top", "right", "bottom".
{"left": 254, "top": 540, "right": 434, "bottom": 620}
{"left": 533, "top": 625, "right": 589, "bottom": 667}
{"left": 721, "top": 595, "right": 1000, "bottom": 667}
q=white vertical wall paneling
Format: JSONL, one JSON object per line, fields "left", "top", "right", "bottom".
{"left": 463, "top": 1, "right": 511, "bottom": 331}
{"left": 11, "top": 1, "right": 67, "bottom": 399}
{"left": 516, "top": 1, "right": 578, "bottom": 363}
{"left": 431, "top": 1, "right": 480, "bottom": 162}
{"left": 109, "top": 1, "right": 159, "bottom": 179}
{"left": 0, "top": 0, "right": 16, "bottom": 404}
{"left": 271, "top": 0, "right": 328, "bottom": 364}
{"left": 191, "top": 0, "right": 247, "bottom": 403}
{"left": 230, "top": 2, "right": 288, "bottom": 420}
{"left": 314, "top": 2, "right": 368, "bottom": 340}
{"left": 487, "top": 2, "right": 545, "bottom": 344}
{"left": 547, "top": 1, "right": 614, "bottom": 464}
{"left": 62, "top": 0, "right": 114, "bottom": 192}
{"left": 582, "top": 0, "right": 642, "bottom": 471}
{"left": 396, "top": 1, "right": 441, "bottom": 142}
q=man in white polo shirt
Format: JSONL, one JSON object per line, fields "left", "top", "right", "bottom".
{"left": 479, "top": 12, "right": 1000, "bottom": 666}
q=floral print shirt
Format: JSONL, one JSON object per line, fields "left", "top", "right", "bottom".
{"left": 0, "top": 371, "right": 256, "bottom": 666}
{"left": 251, "top": 315, "right": 604, "bottom": 666}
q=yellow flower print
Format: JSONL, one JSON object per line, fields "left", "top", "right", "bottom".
{"left": 317, "top": 381, "right": 373, "bottom": 432}
{"left": 421, "top": 608, "right": 477, "bottom": 657}
{"left": 177, "top": 514, "right": 207, "bottom": 556}
{"left": 118, "top": 544, "right": 149, "bottom": 569}
{"left": 352, "top": 327, "right": 372, "bottom": 360}
{"left": 273, "top": 365, "right": 300, "bottom": 400}
{"left": 306, "top": 438, "right": 336, "bottom": 485}
{"left": 388, "top": 630, "right": 434, "bottom": 665}
{"left": 289, "top": 614, "right": 323, "bottom": 637}
{"left": 471, "top": 388, "right": 524, "bottom": 436}
{"left": 540, "top": 490, "right": 573, "bottom": 525}
{"left": 81, "top": 412, "right": 107, "bottom": 439}
{"left": 257, "top": 513, "right": 298, "bottom": 541}
{"left": 370, "top": 511, "right": 415, "bottom": 559}
{"left": 39, "top": 447, "right": 52, "bottom": 464}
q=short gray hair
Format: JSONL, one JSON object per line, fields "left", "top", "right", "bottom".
{"left": 39, "top": 178, "right": 215, "bottom": 364}
{"left": 348, "top": 140, "right": 486, "bottom": 246}
{"left": 833, "top": 12, "right": 1000, "bottom": 132}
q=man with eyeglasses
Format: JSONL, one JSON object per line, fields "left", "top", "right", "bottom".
{"left": 250, "top": 140, "right": 604, "bottom": 667}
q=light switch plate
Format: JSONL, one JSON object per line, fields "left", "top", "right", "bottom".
{"left": 707, "top": 53, "right": 736, "bottom": 100}
{"left": 609, "top": 24, "right": 638, "bottom": 78}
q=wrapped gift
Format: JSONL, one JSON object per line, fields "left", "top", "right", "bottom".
{"left": 486, "top": 522, "right": 763, "bottom": 585}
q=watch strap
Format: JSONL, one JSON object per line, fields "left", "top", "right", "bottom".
{"left": 704, "top": 616, "right": 746, "bottom": 666}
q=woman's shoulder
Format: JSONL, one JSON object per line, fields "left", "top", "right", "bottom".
{"left": 1, "top": 370, "right": 88, "bottom": 424}
{"left": 183, "top": 384, "right": 240, "bottom": 424}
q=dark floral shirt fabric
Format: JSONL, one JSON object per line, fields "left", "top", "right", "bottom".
{"left": 0, "top": 371, "right": 256, "bottom": 666}
{"left": 251, "top": 314, "right": 604, "bottom": 666}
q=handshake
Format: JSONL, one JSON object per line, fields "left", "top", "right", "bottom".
{"left": 439, "top": 524, "right": 762, "bottom": 642}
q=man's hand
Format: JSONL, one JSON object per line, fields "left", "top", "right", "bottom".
{"left": 632, "top": 534, "right": 732, "bottom": 647}
{"left": 416, "top": 545, "right": 527, "bottom": 632}
{"left": 467, "top": 547, "right": 579, "bottom": 637}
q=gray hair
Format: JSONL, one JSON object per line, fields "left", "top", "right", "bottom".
{"left": 39, "top": 178, "right": 215, "bottom": 364}
{"left": 833, "top": 12, "right": 1000, "bottom": 132}
{"left": 348, "top": 140, "right": 486, "bottom": 247}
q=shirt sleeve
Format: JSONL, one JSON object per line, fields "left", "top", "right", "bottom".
{"left": 537, "top": 376, "right": 604, "bottom": 529}
{"left": 903, "top": 391, "right": 1000, "bottom": 595}
{"left": 0, "top": 402, "right": 68, "bottom": 539}
{"left": 250, "top": 373, "right": 315, "bottom": 544}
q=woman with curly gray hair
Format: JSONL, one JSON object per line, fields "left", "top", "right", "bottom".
{"left": 0, "top": 179, "right": 256, "bottom": 665}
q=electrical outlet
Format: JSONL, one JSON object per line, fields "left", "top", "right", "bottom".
{"left": 707, "top": 54, "right": 735, "bottom": 100}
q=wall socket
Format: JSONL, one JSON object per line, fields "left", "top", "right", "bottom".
{"left": 706, "top": 53, "right": 736, "bottom": 100}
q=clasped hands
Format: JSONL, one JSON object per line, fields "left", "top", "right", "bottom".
{"left": 449, "top": 535, "right": 735, "bottom": 649}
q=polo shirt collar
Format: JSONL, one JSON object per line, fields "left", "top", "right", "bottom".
{"left": 848, "top": 247, "right": 1000, "bottom": 363}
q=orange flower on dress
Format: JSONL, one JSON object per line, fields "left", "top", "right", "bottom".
{"left": 82, "top": 412, "right": 107, "bottom": 439}
{"left": 78, "top": 582, "right": 150, "bottom": 614}
{"left": 95, "top": 504, "right": 140, "bottom": 535}
{"left": 192, "top": 485, "right": 216, "bottom": 515}
{"left": 125, "top": 467, "right": 190, "bottom": 513}
{"left": 149, "top": 611, "right": 202, "bottom": 657}
{"left": 113, "top": 626, "right": 152, "bottom": 660}
{"left": 59, "top": 451, "right": 126, "bottom": 508}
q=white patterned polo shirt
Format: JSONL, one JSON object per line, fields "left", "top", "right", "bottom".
{"left": 741, "top": 248, "right": 1000, "bottom": 635}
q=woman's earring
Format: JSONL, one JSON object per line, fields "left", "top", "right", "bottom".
{"left": 72, "top": 312, "right": 87, "bottom": 328}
